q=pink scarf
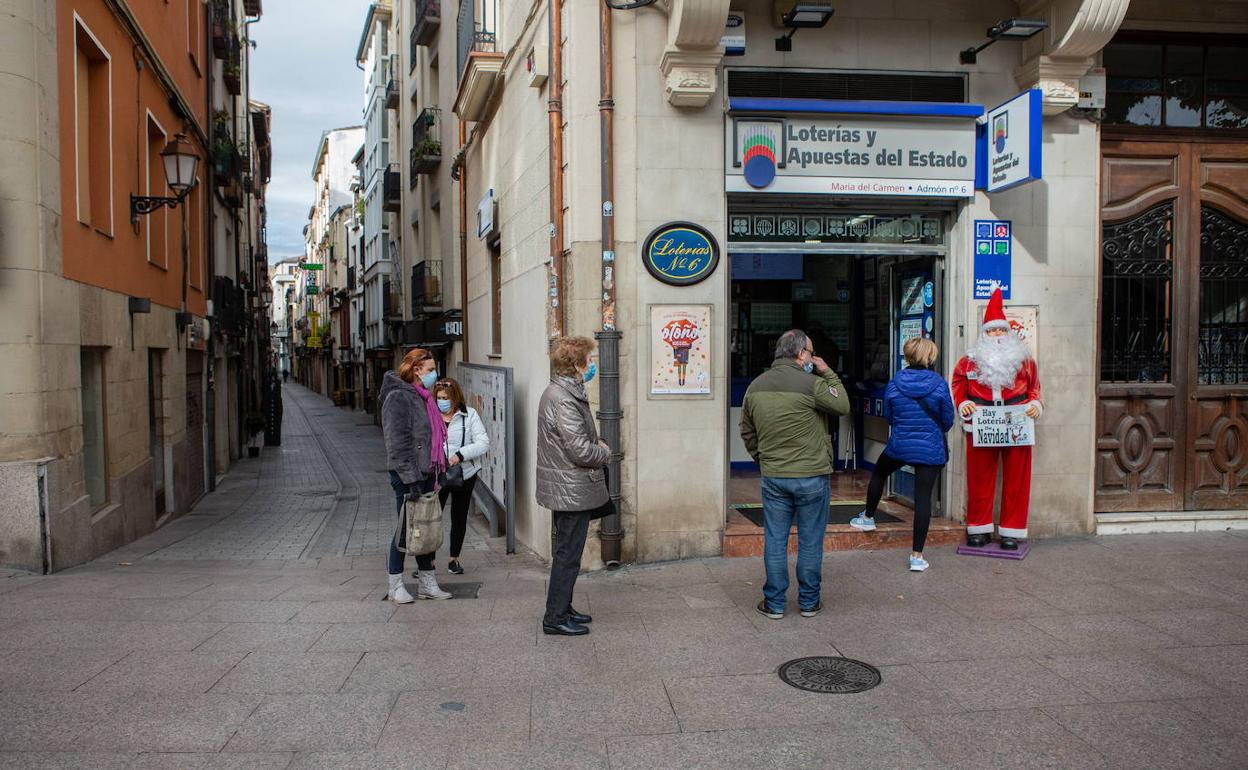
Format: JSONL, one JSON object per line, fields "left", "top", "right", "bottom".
{"left": 412, "top": 380, "right": 448, "bottom": 478}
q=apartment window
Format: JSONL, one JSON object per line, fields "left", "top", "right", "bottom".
{"left": 74, "top": 18, "right": 112, "bottom": 232}
{"left": 490, "top": 241, "right": 501, "bottom": 354}
{"left": 187, "top": 0, "right": 202, "bottom": 71}
{"left": 80, "top": 349, "right": 108, "bottom": 509}
{"left": 146, "top": 114, "right": 170, "bottom": 268}
{"left": 1104, "top": 37, "right": 1248, "bottom": 129}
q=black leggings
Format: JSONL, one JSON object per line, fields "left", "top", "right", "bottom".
{"left": 865, "top": 452, "right": 941, "bottom": 553}
{"left": 438, "top": 474, "right": 478, "bottom": 559}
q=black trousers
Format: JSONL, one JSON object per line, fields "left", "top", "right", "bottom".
{"left": 865, "top": 452, "right": 942, "bottom": 553}
{"left": 388, "top": 472, "right": 435, "bottom": 573}
{"left": 438, "top": 474, "right": 478, "bottom": 559}
{"left": 543, "top": 510, "right": 591, "bottom": 625}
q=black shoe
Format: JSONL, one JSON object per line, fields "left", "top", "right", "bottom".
{"left": 999, "top": 537, "right": 1019, "bottom": 551}
{"left": 756, "top": 600, "right": 784, "bottom": 620}
{"left": 448, "top": 559, "right": 464, "bottom": 575}
{"left": 568, "top": 607, "right": 592, "bottom": 624}
{"left": 542, "top": 620, "right": 589, "bottom": 636}
{"left": 799, "top": 600, "right": 823, "bottom": 618}
{"left": 967, "top": 533, "right": 990, "bottom": 548}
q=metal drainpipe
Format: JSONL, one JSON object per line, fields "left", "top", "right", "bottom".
{"left": 547, "top": 0, "right": 566, "bottom": 339}
{"left": 458, "top": 120, "right": 470, "bottom": 363}
{"left": 595, "top": 0, "right": 622, "bottom": 568}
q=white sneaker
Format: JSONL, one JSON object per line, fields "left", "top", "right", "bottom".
{"left": 849, "top": 513, "right": 877, "bottom": 531}
{"left": 909, "top": 555, "right": 930, "bottom": 572}
{"left": 416, "top": 570, "right": 452, "bottom": 600}
{"left": 387, "top": 573, "right": 415, "bottom": 604}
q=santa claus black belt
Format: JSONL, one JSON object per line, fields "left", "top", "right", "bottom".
{"left": 971, "top": 395, "right": 1028, "bottom": 406}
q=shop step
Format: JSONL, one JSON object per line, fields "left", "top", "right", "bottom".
{"left": 723, "top": 509, "right": 962, "bottom": 557}
{"left": 1095, "top": 510, "right": 1248, "bottom": 536}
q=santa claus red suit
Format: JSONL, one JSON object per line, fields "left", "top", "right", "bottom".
{"left": 951, "top": 288, "right": 1043, "bottom": 547}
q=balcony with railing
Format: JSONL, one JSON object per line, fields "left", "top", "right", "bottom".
{"left": 411, "top": 260, "right": 443, "bottom": 314}
{"left": 413, "top": 0, "right": 441, "bottom": 49}
{"left": 384, "top": 54, "right": 399, "bottom": 109}
{"left": 211, "top": 0, "right": 232, "bottom": 59}
{"left": 383, "top": 163, "right": 402, "bottom": 212}
{"left": 453, "top": 0, "right": 502, "bottom": 122}
{"left": 410, "top": 108, "right": 441, "bottom": 178}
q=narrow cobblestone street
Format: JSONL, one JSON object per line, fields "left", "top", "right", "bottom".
{"left": 0, "top": 385, "right": 1245, "bottom": 769}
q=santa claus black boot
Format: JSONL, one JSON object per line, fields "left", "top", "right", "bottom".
{"left": 967, "top": 533, "right": 990, "bottom": 548}
{"left": 999, "top": 537, "right": 1019, "bottom": 551}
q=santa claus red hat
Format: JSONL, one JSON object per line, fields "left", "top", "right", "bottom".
{"left": 983, "top": 287, "right": 1010, "bottom": 332}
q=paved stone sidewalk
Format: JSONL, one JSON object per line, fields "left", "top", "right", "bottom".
{"left": 0, "top": 385, "right": 1246, "bottom": 769}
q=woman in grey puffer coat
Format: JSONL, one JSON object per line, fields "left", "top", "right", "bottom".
{"left": 380, "top": 347, "right": 452, "bottom": 602}
{"left": 537, "top": 336, "right": 611, "bottom": 636}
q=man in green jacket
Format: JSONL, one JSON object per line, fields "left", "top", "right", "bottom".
{"left": 740, "top": 329, "right": 850, "bottom": 620}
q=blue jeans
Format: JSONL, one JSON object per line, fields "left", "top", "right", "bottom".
{"left": 388, "top": 471, "right": 435, "bottom": 575}
{"left": 761, "top": 475, "right": 830, "bottom": 611}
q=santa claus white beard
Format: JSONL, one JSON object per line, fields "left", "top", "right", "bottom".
{"left": 969, "top": 332, "right": 1029, "bottom": 390}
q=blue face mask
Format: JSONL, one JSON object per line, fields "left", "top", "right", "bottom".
{"left": 436, "top": 399, "right": 453, "bottom": 413}
{"left": 420, "top": 370, "right": 438, "bottom": 389}
{"left": 803, "top": 361, "right": 814, "bottom": 374}
{"left": 582, "top": 362, "right": 598, "bottom": 383}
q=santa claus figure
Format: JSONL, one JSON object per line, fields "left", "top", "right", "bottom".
{"left": 951, "top": 288, "right": 1042, "bottom": 550}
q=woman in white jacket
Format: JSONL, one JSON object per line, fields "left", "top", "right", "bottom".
{"left": 432, "top": 377, "right": 490, "bottom": 574}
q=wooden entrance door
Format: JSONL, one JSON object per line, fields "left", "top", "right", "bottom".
{"left": 1097, "top": 140, "right": 1248, "bottom": 512}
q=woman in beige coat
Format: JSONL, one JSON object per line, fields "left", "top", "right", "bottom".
{"left": 536, "top": 336, "right": 611, "bottom": 636}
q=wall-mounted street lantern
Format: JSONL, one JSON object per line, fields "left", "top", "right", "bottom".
{"left": 959, "top": 18, "right": 1047, "bottom": 64}
{"left": 130, "top": 133, "right": 200, "bottom": 222}
{"left": 776, "top": 4, "right": 835, "bottom": 52}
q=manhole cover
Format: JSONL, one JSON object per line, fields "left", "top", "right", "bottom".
{"left": 777, "top": 656, "right": 882, "bottom": 694}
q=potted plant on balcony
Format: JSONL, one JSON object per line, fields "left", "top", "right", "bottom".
{"left": 245, "top": 412, "right": 265, "bottom": 458}
{"left": 223, "top": 61, "right": 242, "bottom": 95}
{"left": 413, "top": 137, "right": 441, "bottom": 174}
{"left": 211, "top": 6, "right": 229, "bottom": 59}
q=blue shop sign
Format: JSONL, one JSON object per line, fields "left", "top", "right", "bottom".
{"left": 973, "top": 219, "right": 1012, "bottom": 299}
{"left": 643, "top": 222, "right": 721, "bottom": 286}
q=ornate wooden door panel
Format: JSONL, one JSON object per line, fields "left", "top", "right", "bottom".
{"left": 1096, "top": 143, "right": 1187, "bottom": 512}
{"left": 1187, "top": 147, "right": 1248, "bottom": 509}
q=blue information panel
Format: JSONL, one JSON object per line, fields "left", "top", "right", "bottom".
{"left": 973, "top": 219, "right": 1012, "bottom": 299}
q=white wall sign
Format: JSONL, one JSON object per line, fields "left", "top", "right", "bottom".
{"left": 726, "top": 115, "right": 977, "bottom": 197}
{"left": 476, "top": 188, "right": 496, "bottom": 240}
{"left": 972, "top": 404, "right": 1036, "bottom": 447}
{"left": 721, "top": 10, "right": 745, "bottom": 55}
{"left": 984, "top": 89, "right": 1043, "bottom": 193}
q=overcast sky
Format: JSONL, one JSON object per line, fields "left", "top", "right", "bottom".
{"left": 251, "top": 0, "right": 369, "bottom": 261}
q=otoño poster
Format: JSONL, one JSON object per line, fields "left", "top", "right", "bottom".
{"left": 650, "top": 305, "right": 711, "bottom": 396}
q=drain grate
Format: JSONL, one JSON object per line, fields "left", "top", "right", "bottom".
{"left": 778, "top": 656, "right": 882, "bottom": 694}
{"left": 442, "top": 581, "right": 482, "bottom": 599}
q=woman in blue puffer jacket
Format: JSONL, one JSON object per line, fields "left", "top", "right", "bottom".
{"left": 850, "top": 337, "right": 955, "bottom": 572}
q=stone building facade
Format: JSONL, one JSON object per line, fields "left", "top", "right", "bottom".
{"left": 0, "top": 0, "right": 272, "bottom": 572}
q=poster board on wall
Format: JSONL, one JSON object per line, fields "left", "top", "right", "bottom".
{"left": 456, "top": 362, "right": 516, "bottom": 553}
{"left": 649, "top": 305, "right": 712, "bottom": 397}
{"left": 977, "top": 304, "right": 1039, "bottom": 362}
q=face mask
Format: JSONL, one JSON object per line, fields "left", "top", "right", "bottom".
{"left": 436, "top": 399, "right": 453, "bottom": 413}
{"left": 420, "top": 370, "right": 438, "bottom": 389}
{"left": 582, "top": 362, "right": 598, "bottom": 383}
{"left": 803, "top": 361, "right": 814, "bottom": 374}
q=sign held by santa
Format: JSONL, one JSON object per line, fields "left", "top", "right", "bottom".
{"left": 952, "top": 287, "right": 1043, "bottom": 551}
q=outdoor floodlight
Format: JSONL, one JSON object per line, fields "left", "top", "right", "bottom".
{"left": 777, "top": 4, "right": 835, "bottom": 52}
{"left": 960, "top": 17, "right": 1047, "bottom": 64}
